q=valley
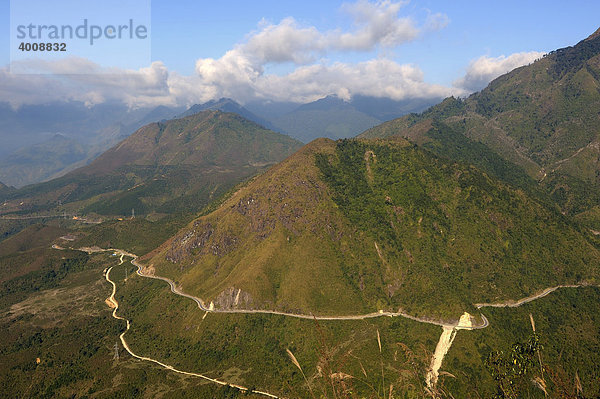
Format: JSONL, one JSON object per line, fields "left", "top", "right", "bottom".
{"left": 1, "top": 20, "right": 600, "bottom": 399}
{"left": 32, "top": 241, "right": 597, "bottom": 398}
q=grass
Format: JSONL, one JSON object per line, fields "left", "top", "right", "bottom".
{"left": 0, "top": 252, "right": 268, "bottom": 398}
{"left": 113, "top": 258, "right": 442, "bottom": 398}
{"left": 359, "top": 34, "right": 600, "bottom": 219}
{"left": 1, "top": 240, "right": 598, "bottom": 397}
{"left": 444, "top": 286, "right": 600, "bottom": 398}
{"left": 315, "top": 139, "right": 600, "bottom": 319}
{"left": 145, "top": 137, "right": 600, "bottom": 323}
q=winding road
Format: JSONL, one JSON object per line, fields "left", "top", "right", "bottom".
{"left": 74, "top": 246, "right": 488, "bottom": 329}
{"left": 60, "top": 245, "right": 595, "bottom": 393}
{"left": 104, "top": 257, "right": 279, "bottom": 398}
{"left": 474, "top": 284, "right": 588, "bottom": 309}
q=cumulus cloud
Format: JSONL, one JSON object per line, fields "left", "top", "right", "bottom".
{"left": 192, "top": 0, "right": 453, "bottom": 103}
{"left": 1, "top": 1, "right": 456, "bottom": 108}
{"left": 194, "top": 0, "right": 426, "bottom": 83}
{"left": 237, "top": 1, "right": 425, "bottom": 64}
{"left": 1, "top": 56, "right": 457, "bottom": 109}
{"left": 244, "top": 18, "right": 325, "bottom": 64}
{"left": 251, "top": 59, "right": 456, "bottom": 103}
{"left": 454, "top": 51, "right": 545, "bottom": 92}
{"left": 1, "top": 59, "right": 175, "bottom": 108}
{"left": 335, "top": 0, "right": 418, "bottom": 50}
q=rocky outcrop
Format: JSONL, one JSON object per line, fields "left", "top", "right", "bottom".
{"left": 213, "top": 287, "right": 253, "bottom": 310}
{"left": 166, "top": 222, "right": 237, "bottom": 264}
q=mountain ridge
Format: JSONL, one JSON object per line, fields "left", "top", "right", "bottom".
{"left": 0, "top": 103, "right": 183, "bottom": 187}
{"left": 143, "top": 137, "right": 599, "bottom": 320}
{"left": 361, "top": 28, "right": 600, "bottom": 219}
{"left": 1, "top": 110, "right": 302, "bottom": 217}
{"left": 271, "top": 96, "right": 382, "bottom": 143}
{"left": 178, "top": 98, "right": 276, "bottom": 131}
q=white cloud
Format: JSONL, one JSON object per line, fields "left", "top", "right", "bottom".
{"left": 191, "top": 0, "right": 452, "bottom": 103}
{"left": 254, "top": 59, "right": 456, "bottom": 103}
{"left": 244, "top": 17, "right": 325, "bottom": 64}
{"left": 335, "top": 0, "right": 418, "bottom": 50}
{"left": 193, "top": 49, "right": 460, "bottom": 104}
{"left": 1, "top": 59, "right": 174, "bottom": 108}
{"left": 424, "top": 12, "right": 449, "bottom": 31}
{"left": 1, "top": 1, "right": 456, "bottom": 108}
{"left": 239, "top": 1, "right": 425, "bottom": 63}
{"left": 454, "top": 51, "right": 545, "bottom": 92}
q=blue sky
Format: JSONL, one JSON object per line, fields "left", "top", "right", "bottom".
{"left": 148, "top": 0, "right": 599, "bottom": 84}
{"left": 1, "top": 0, "right": 599, "bottom": 107}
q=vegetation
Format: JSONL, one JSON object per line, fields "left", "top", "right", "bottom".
{"left": 0, "top": 227, "right": 598, "bottom": 397}
{"left": 315, "top": 139, "right": 599, "bottom": 318}
{"left": 145, "top": 137, "right": 599, "bottom": 322}
{"left": 75, "top": 215, "right": 191, "bottom": 255}
{"left": 0, "top": 252, "right": 262, "bottom": 398}
{"left": 360, "top": 31, "right": 600, "bottom": 221}
{"left": 114, "top": 259, "right": 443, "bottom": 398}
{"left": 1, "top": 110, "right": 302, "bottom": 218}
{"left": 2, "top": 28, "right": 600, "bottom": 399}
{"left": 446, "top": 287, "right": 600, "bottom": 397}
{"left": 485, "top": 332, "right": 543, "bottom": 398}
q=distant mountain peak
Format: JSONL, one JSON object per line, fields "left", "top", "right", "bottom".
{"left": 203, "top": 97, "right": 238, "bottom": 106}
{"left": 179, "top": 99, "right": 275, "bottom": 130}
{"left": 296, "top": 95, "right": 352, "bottom": 112}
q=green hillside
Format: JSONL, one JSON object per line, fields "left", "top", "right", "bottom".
{"left": 361, "top": 29, "right": 600, "bottom": 220}
{"left": 146, "top": 138, "right": 599, "bottom": 321}
{"left": 1, "top": 111, "right": 302, "bottom": 217}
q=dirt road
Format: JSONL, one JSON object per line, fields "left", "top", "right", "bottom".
{"left": 104, "top": 264, "right": 279, "bottom": 398}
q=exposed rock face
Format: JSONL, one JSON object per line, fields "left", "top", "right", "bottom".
{"left": 213, "top": 287, "right": 253, "bottom": 310}
{"left": 233, "top": 196, "right": 276, "bottom": 237}
{"left": 166, "top": 222, "right": 238, "bottom": 264}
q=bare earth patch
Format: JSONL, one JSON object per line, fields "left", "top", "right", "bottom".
{"left": 3, "top": 277, "right": 107, "bottom": 328}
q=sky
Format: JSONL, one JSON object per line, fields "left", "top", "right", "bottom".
{"left": 1, "top": 0, "right": 599, "bottom": 108}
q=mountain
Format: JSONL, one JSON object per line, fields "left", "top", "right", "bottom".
{"left": 0, "top": 103, "right": 184, "bottom": 187}
{"left": 144, "top": 138, "right": 599, "bottom": 321}
{"left": 179, "top": 98, "right": 276, "bottom": 130}
{"left": 349, "top": 94, "right": 441, "bottom": 121}
{"left": 174, "top": 96, "right": 440, "bottom": 145}
{"left": 361, "top": 29, "right": 600, "bottom": 222}
{"left": 0, "top": 181, "right": 12, "bottom": 197}
{"left": 0, "top": 134, "right": 87, "bottom": 187}
{"left": 271, "top": 95, "right": 382, "bottom": 142}
{"left": 3, "top": 111, "right": 302, "bottom": 217}
{"left": 0, "top": 101, "right": 134, "bottom": 156}
{"left": 128, "top": 105, "right": 182, "bottom": 129}
{"left": 244, "top": 100, "right": 304, "bottom": 121}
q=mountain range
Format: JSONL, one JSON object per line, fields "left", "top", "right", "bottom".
{"left": 2, "top": 28, "right": 600, "bottom": 399}
{"left": 143, "top": 137, "right": 599, "bottom": 321}
{"left": 1, "top": 110, "right": 301, "bottom": 217}
{"left": 0, "top": 94, "right": 438, "bottom": 187}
{"left": 180, "top": 94, "right": 440, "bottom": 144}
{"left": 177, "top": 98, "right": 276, "bottom": 131}
{"left": 0, "top": 102, "right": 184, "bottom": 187}
{"left": 0, "top": 181, "right": 11, "bottom": 195}
{"left": 362, "top": 29, "right": 600, "bottom": 224}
